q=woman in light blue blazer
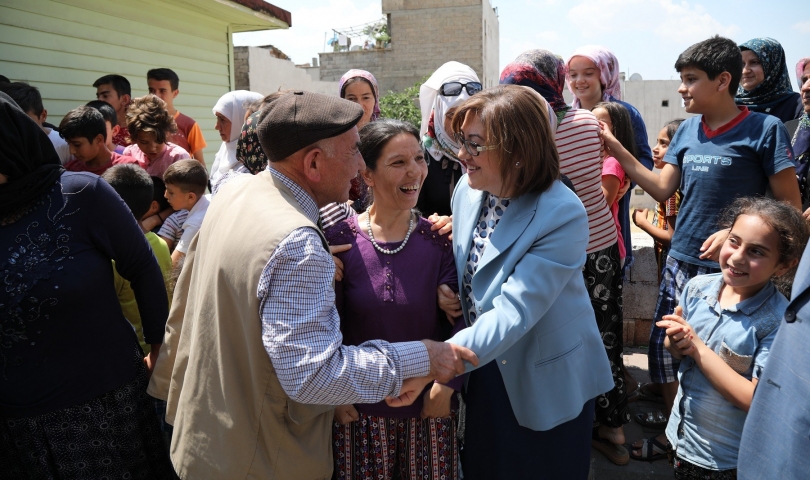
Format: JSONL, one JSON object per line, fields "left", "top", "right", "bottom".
{"left": 445, "top": 85, "right": 613, "bottom": 479}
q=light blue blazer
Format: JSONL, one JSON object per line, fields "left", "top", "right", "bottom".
{"left": 446, "top": 177, "right": 614, "bottom": 431}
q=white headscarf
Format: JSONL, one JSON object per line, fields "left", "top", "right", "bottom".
{"left": 419, "top": 62, "right": 480, "bottom": 164}
{"left": 210, "top": 90, "right": 263, "bottom": 182}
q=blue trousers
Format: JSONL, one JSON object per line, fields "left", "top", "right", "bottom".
{"left": 461, "top": 361, "right": 595, "bottom": 480}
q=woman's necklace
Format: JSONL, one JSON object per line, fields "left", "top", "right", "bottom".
{"left": 366, "top": 208, "right": 415, "bottom": 255}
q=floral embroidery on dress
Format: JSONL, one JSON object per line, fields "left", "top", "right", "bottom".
{"left": 0, "top": 182, "right": 78, "bottom": 378}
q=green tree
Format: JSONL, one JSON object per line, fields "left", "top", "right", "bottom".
{"left": 379, "top": 79, "right": 424, "bottom": 128}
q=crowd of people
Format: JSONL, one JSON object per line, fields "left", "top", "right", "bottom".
{"left": 1, "top": 33, "right": 809, "bottom": 480}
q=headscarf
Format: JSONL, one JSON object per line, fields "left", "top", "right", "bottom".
{"left": 236, "top": 110, "right": 267, "bottom": 175}
{"left": 736, "top": 38, "right": 795, "bottom": 108}
{"left": 566, "top": 45, "right": 623, "bottom": 108}
{"left": 419, "top": 61, "right": 480, "bottom": 164}
{"left": 792, "top": 58, "right": 810, "bottom": 165}
{"left": 209, "top": 90, "right": 263, "bottom": 183}
{"left": 0, "top": 92, "right": 64, "bottom": 219}
{"left": 339, "top": 70, "right": 381, "bottom": 203}
{"left": 500, "top": 49, "right": 570, "bottom": 124}
{"left": 339, "top": 69, "right": 381, "bottom": 122}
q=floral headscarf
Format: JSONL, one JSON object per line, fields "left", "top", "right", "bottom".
{"left": 339, "top": 69, "right": 381, "bottom": 122}
{"left": 736, "top": 38, "right": 795, "bottom": 108}
{"left": 236, "top": 110, "right": 267, "bottom": 175}
{"left": 566, "top": 45, "right": 623, "bottom": 108}
{"left": 500, "top": 49, "right": 570, "bottom": 124}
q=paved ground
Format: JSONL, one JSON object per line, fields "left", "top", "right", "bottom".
{"left": 590, "top": 347, "right": 673, "bottom": 480}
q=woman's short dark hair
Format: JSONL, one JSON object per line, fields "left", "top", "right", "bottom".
{"left": 359, "top": 119, "right": 420, "bottom": 171}
{"left": 450, "top": 84, "right": 559, "bottom": 198}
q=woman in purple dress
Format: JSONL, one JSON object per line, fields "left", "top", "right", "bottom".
{"left": 325, "top": 119, "right": 464, "bottom": 480}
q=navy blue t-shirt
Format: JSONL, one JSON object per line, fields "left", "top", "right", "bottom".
{"left": 664, "top": 108, "right": 795, "bottom": 267}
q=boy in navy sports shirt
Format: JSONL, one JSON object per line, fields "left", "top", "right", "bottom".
{"left": 600, "top": 35, "right": 800, "bottom": 462}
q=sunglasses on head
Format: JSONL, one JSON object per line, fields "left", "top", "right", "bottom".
{"left": 440, "top": 81, "right": 483, "bottom": 97}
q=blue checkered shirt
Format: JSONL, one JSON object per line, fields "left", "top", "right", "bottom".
{"left": 258, "top": 168, "right": 430, "bottom": 404}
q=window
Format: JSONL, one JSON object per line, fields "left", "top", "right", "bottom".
{"left": 661, "top": 100, "right": 669, "bottom": 107}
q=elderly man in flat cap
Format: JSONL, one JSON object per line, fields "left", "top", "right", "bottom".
{"left": 148, "top": 91, "right": 477, "bottom": 479}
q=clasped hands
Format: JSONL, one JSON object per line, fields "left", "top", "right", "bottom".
{"left": 333, "top": 340, "right": 477, "bottom": 424}
{"left": 657, "top": 305, "right": 706, "bottom": 359}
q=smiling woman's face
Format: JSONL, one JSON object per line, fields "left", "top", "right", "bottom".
{"left": 362, "top": 132, "right": 427, "bottom": 212}
{"left": 456, "top": 112, "right": 506, "bottom": 196}
{"left": 741, "top": 50, "right": 766, "bottom": 92}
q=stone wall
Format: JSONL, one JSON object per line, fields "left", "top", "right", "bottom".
{"left": 234, "top": 46, "right": 250, "bottom": 91}
{"left": 623, "top": 233, "right": 660, "bottom": 347}
{"left": 319, "top": 0, "right": 498, "bottom": 93}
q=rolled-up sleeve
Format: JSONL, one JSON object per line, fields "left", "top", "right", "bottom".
{"left": 258, "top": 227, "right": 430, "bottom": 405}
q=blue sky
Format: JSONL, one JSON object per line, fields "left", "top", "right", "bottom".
{"left": 236, "top": 0, "right": 810, "bottom": 89}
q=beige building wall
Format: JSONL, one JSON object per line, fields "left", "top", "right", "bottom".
{"left": 318, "top": 0, "right": 499, "bottom": 93}
{"left": 234, "top": 47, "right": 339, "bottom": 96}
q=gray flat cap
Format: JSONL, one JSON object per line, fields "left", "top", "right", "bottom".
{"left": 256, "top": 90, "right": 364, "bottom": 162}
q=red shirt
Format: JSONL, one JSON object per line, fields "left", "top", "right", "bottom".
{"left": 113, "top": 126, "right": 131, "bottom": 147}
{"left": 64, "top": 152, "right": 139, "bottom": 176}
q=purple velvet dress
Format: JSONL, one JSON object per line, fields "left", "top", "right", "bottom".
{"left": 325, "top": 215, "right": 463, "bottom": 418}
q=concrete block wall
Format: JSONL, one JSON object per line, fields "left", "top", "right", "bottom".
{"left": 234, "top": 47, "right": 251, "bottom": 91}
{"left": 320, "top": 0, "right": 497, "bottom": 93}
{"left": 623, "top": 233, "right": 660, "bottom": 347}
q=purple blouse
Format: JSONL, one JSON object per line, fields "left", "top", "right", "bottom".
{"left": 325, "top": 215, "right": 463, "bottom": 418}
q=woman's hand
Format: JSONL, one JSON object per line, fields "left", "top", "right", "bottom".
{"left": 334, "top": 404, "right": 359, "bottom": 425}
{"left": 329, "top": 244, "right": 352, "bottom": 281}
{"left": 632, "top": 208, "right": 649, "bottom": 227}
{"left": 437, "top": 284, "right": 462, "bottom": 325}
{"left": 657, "top": 306, "right": 703, "bottom": 358}
{"left": 386, "top": 376, "right": 433, "bottom": 407}
{"left": 420, "top": 383, "right": 454, "bottom": 419}
{"left": 427, "top": 213, "right": 453, "bottom": 240}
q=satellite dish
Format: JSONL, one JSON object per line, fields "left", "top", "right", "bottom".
{"left": 629, "top": 73, "right": 643, "bottom": 82}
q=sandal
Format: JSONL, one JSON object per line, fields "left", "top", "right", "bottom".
{"left": 636, "top": 383, "right": 664, "bottom": 404}
{"left": 592, "top": 430, "right": 630, "bottom": 466}
{"left": 634, "top": 411, "right": 668, "bottom": 429}
{"left": 629, "top": 436, "right": 670, "bottom": 462}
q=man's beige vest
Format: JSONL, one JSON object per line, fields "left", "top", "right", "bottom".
{"left": 148, "top": 171, "right": 335, "bottom": 480}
